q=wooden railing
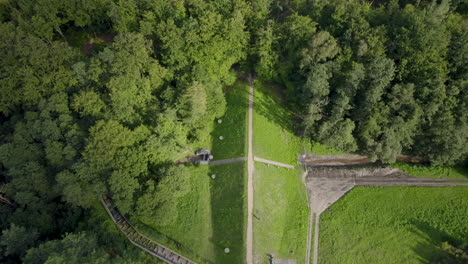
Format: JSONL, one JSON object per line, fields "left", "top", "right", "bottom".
{"left": 100, "top": 196, "right": 197, "bottom": 264}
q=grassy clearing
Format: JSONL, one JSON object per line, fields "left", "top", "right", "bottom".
{"left": 392, "top": 163, "right": 468, "bottom": 179}
{"left": 319, "top": 186, "right": 468, "bottom": 264}
{"left": 253, "top": 81, "right": 340, "bottom": 165}
{"left": 134, "top": 165, "right": 213, "bottom": 263}
{"left": 253, "top": 162, "right": 309, "bottom": 264}
{"left": 135, "top": 162, "right": 247, "bottom": 264}
{"left": 211, "top": 80, "right": 249, "bottom": 160}
{"left": 253, "top": 81, "right": 304, "bottom": 165}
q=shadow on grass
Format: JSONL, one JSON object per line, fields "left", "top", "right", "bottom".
{"left": 210, "top": 81, "right": 249, "bottom": 160}
{"left": 206, "top": 79, "right": 249, "bottom": 263}
{"left": 453, "top": 165, "right": 468, "bottom": 179}
{"left": 409, "top": 220, "right": 467, "bottom": 264}
{"left": 208, "top": 163, "right": 247, "bottom": 264}
{"left": 254, "top": 82, "right": 296, "bottom": 134}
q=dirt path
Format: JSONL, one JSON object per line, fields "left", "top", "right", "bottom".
{"left": 253, "top": 157, "right": 295, "bottom": 169}
{"left": 209, "top": 157, "right": 247, "bottom": 165}
{"left": 305, "top": 211, "right": 314, "bottom": 264}
{"left": 246, "top": 75, "right": 255, "bottom": 264}
{"left": 313, "top": 214, "right": 320, "bottom": 264}
{"left": 300, "top": 153, "right": 428, "bottom": 167}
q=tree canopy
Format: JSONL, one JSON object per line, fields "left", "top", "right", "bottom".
{"left": 0, "top": 0, "right": 467, "bottom": 262}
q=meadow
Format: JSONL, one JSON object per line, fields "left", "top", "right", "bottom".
{"left": 319, "top": 186, "right": 468, "bottom": 264}
{"left": 253, "top": 163, "right": 309, "bottom": 264}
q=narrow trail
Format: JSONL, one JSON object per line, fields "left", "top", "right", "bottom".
{"left": 209, "top": 157, "right": 247, "bottom": 165}
{"left": 313, "top": 214, "right": 320, "bottom": 264}
{"left": 305, "top": 211, "right": 314, "bottom": 264}
{"left": 246, "top": 75, "right": 254, "bottom": 264}
{"left": 253, "top": 157, "right": 295, "bottom": 169}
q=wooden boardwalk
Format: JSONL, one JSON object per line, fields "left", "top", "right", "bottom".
{"left": 100, "top": 196, "right": 197, "bottom": 264}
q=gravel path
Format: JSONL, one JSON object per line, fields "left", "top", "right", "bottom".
{"left": 209, "top": 157, "right": 247, "bottom": 165}
{"left": 313, "top": 214, "right": 320, "bottom": 264}
{"left": 305, "top": 211, "right": 314, "bottom": 264}
{"left": 254, "top": 157, "right": 295, "bottom": 169}
{"left": 246, "top": 76, "right": 255, "bottom": 264}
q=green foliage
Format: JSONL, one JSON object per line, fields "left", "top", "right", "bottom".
{"left": 0, "top": 224, "right": 39, "bottom": 257}
{"left": 23, "top": 232, "right": 108, "bottom": 264}
{"left": 253, "top": 20, "right": 278, "bottom": 79}
{"left": 253, "top": 81, "right": 340, "bottom": 164}
{"left": 265, "top": 0, "right": 468, "bottom": 164}
{"left": 1, "top": 0, "right": 467, "bottom": 262}
{"left": 136, "top": 165, "right": 191, "bottom": 226}
{"left": 392, "top": 163, "right": 468, "bottom": 179}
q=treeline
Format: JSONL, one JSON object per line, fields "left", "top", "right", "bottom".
{"left": 251, "top": 0, "right": 468, "bottom": 164}
{"left": 0, "top": 0, "right": 249, "bottom": 263}
{"left": 0, "top": 0, "right": 467, "bottom": 263}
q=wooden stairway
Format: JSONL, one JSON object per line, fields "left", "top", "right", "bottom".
{"left": 100, "top": 196, "right": 197, "bottom": 264}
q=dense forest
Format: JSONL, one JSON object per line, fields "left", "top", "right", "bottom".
{"left": 0, "top": 0, "right": 466, "bottom": 263}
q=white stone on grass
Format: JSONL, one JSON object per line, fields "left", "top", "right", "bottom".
{"left": 224, "top": 248, "right": 230, "bottom": 254}
{"left": 211, "top": 174, "right": 216, "bottom": 179}
{"left": 218, "top": 119, "right": 222, "bottom": 124}
{"left": 219, "top": 136, "right": 224, "bottom": 140}
{"left": 209, "top": 155, "right": 214, "bottom": 160}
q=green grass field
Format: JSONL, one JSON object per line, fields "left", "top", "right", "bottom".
{"left": 253, "top": 81, "right": 305, "bottom": 165}
{"left": 135, "top": 163, "right": 247, "bottom": 264}
{"left": 209, "top": 162, "right": 247, "bottom": 264}
{"left": 211, "top": 80, "right": 249, "bottom": 161}
{"left": 319, "top": 186, "right": 468, "bottom": 264}
{"left": 392, "top": 163, "right": 468, "bottom": 179}
{"left": 253, "top": 81, "right": 340, "bottom": 165}
{"left": 253, "top": 163, "right": 309, "bottom": 264}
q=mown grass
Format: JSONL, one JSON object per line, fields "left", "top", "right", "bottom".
{"left": 253, "top": 162, "right": 309, "bottom": 264}
{"left": 319, "top": 186, "right": 468, "bottom": 264}
{"left": 392, "top": 163, "right": 468, "bottom": 179}
{"left": 211, "top": 80, "right": 249, "bottom": 160}
{"left": 209, "top": 162, "right": 247, "bottom": 264}
{"left": 253, "top": 81, "right": 340, "bottom": 165}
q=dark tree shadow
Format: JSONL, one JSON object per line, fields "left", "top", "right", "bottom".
{"left": 409, "top": 220, "right": 467, "bottom": 264}
{"left": 254, "top": 82, "right": 298, "bottom": 134}
{"left": 210, "top": 81, "right": 249, "bottom": 160}
{"left": 453, "top": 165, "right": 468, "bottom": 179}
{"left": 208, "top": 162, "right": 247, "bottom": 264}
